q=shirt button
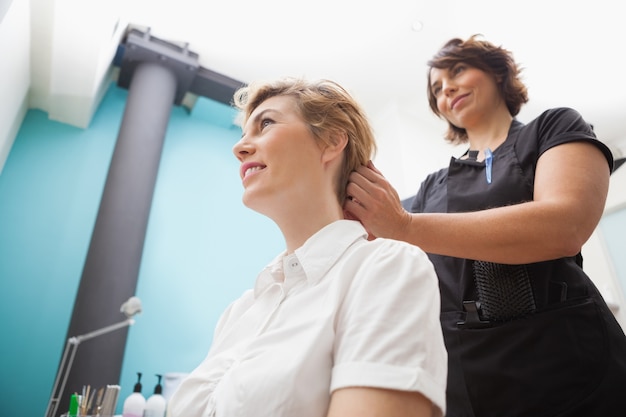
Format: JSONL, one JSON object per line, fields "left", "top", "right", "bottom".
{"left": 288, "top": 260, "right": 303, "bottom": 273}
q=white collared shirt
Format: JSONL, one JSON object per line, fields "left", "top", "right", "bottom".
{"left": 167, "top": 220, "right": 447, "bottom": 417}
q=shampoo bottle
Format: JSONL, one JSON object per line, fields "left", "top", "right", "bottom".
{"left": 143, "top": 374, "right": 166, "bottom": 417}
{"left": 122, "top": 372, "right": 146, "bottom": 417}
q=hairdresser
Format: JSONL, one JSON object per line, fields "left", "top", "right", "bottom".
{"left": 344, "top": 35, "right": 626, "bottom": 417}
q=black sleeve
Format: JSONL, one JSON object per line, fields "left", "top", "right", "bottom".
{"left": 519, "top": 107, "right": 614, "bottom": 173}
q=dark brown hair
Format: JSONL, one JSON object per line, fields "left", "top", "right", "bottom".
{"left": 427, "top": 35, "right": 529, "bottom": 144}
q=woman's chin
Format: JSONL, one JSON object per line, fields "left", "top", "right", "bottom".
{"left": 242, "top": 192, "right": 265, "bottom": 213}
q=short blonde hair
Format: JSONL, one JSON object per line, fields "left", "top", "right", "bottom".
{"left": 233, "top": 77, "right": 377, "bottom": 204}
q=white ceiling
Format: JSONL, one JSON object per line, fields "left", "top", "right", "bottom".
{"left": 115, "top": 0, "right": 626, "bottom": 141}
{"left": 13, "top": 0, "right": 626, "bottom": 196}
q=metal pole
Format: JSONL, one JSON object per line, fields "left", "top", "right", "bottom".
{"left": 52, "top": 62, "right": 177, "bottom": 416}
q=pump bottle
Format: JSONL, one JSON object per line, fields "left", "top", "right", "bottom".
{"left": 143, "top": 374, "right": 166, "bottom": 417}
{"left": 122, "top": 372, "right": 146, "bottom": 417}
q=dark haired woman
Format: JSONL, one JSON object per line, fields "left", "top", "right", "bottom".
{"left": 345, "top": 35, "right": 626, "bottom": 416}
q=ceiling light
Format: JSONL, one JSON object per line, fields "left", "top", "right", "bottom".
{"left": 411, "top": 20, "right": 424, "bottom": 32}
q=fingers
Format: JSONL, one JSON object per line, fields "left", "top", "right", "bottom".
{"left": 345, "top": 180, "right": 371, "bottom": 211}
{"left": 344, "top": 194, "right": 366, "bottom": 218}
{"left": 348, "top": 168, "right": 384, "bottom": 198}
{"left": 344, "top": 162, "right": 395, "bottom": 216}
{"left": 343, "top": 162, "right": 408, "bottom": 241}
{"left": 344, "top": 161, "right": 393, "bottom": 207}
{"left": 353, "top": 162, "right": 384, "bottom": 184}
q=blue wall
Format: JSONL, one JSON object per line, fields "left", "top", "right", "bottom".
{"left": 0, "top": 84, "right": 284, "bottom": 416}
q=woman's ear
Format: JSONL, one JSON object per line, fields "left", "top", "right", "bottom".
{"left": 321, "top": 131, "right": 348, "bottom": 165}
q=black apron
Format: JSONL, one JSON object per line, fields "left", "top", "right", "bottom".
{"left": 430, "top": 140, "right": 626, "bottom": 417}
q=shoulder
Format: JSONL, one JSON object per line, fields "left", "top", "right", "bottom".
{"left": 411, "top": 166, "right": 449, "bottom": 212}
{"left": 357, "top": 236, "right": 431, "bottom": 261}
{"left": 520, "top": 107, "right": 613, "bottom": 170}
{"left": 348, "top": 237, "right": 438, "bottom": 285}
{"left": 332, "top": 237, "right": 447, "bottom": 413}
{"left": 519, "top": 107, "right": 595, "bottom": 140}
{"left": 532, "top": 107, "right": 593, "bottom": 131}
{"left": 423, "top": 166, "right": 449, "bottom": 185}
{"left": 537, "top": 107, "right": 585, "bottom": 120}
{"left": 330, "top": 237, "right": 441, "bottom": 329}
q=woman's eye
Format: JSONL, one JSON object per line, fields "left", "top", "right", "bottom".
{"left": 432, "top": 86, "right": 442, "bottom": 96}
{"left": 261, "top": 118, "right": 274, "bottom": 129}
{"left": 453, "top": 65, "right": 466, "bottom": 75}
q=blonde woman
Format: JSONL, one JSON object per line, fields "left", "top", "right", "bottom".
{"left": 167, "top": 78, "right": 447, "bottom": 417}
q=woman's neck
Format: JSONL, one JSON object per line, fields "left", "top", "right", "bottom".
{"left": 465, "top": 111, "right": 513, "bottom": 159}
{"left": 274, "top": 200, "right": 343, "bottom": 254}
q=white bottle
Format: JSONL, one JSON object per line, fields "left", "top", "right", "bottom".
{"left": 122, "top": 372, "right": 146, "bottom": 417}
{"left": 143, "top": 374, "right": 166, "bottom": 417}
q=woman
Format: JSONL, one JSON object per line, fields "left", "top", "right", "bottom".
{"left": 167, "top": 78, "right": 447, "bottom": 417}
{"left": 344, "top": 36, "right": 626, "bottom": 416}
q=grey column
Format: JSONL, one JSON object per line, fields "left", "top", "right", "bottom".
{"left": 55, "top": 61, "right": 177, "bottom": 416}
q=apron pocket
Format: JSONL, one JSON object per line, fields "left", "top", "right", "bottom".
{"left": 457, "top": 297, "right": 608, "bottom": 417}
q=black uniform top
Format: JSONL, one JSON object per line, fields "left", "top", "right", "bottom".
{"left": 410, "top": 107, "right": 626, "bottom": 417}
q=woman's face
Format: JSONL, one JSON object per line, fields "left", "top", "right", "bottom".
{"left": 429, "top": 63, "right": 501, "bottom": 129}
{"left": 232, "top": 95, "right": 326, "bottom": 215}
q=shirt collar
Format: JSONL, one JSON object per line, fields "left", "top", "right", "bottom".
{"left": 254, "top": 220, "right": 368, "bottom": 297}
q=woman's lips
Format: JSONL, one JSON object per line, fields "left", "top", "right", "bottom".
{"left": 451, "top": 93, "right": 469, "bottom": 110}
{"left": 240, "top": 162, "right": 266, "bottom": 180}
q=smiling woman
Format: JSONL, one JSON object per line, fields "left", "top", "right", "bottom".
{"left": 234, "top": 94, "right": 332, "bottom": 224}
{"left": 344, "top": 35, "right": 626, "bottom": 417}
{"left": 165, "top": 77, "right": 448, "bottom": 417}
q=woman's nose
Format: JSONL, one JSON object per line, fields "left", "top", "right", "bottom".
{"left": 232, "top": 138, "right": 254, "bottom": 161}
{"left": 442, "top": 80, "right": 457, "bottom": 95}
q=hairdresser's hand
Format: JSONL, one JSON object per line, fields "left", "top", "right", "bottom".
{"left": 344, "top": 161, "right": 411, "bottom": 241}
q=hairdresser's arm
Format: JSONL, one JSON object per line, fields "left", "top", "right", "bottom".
{"left": 327, "top": 387, "right": 434, "bottom": 417}
{"left": 344, "top": 141, "right": 610, "bottom": 264}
